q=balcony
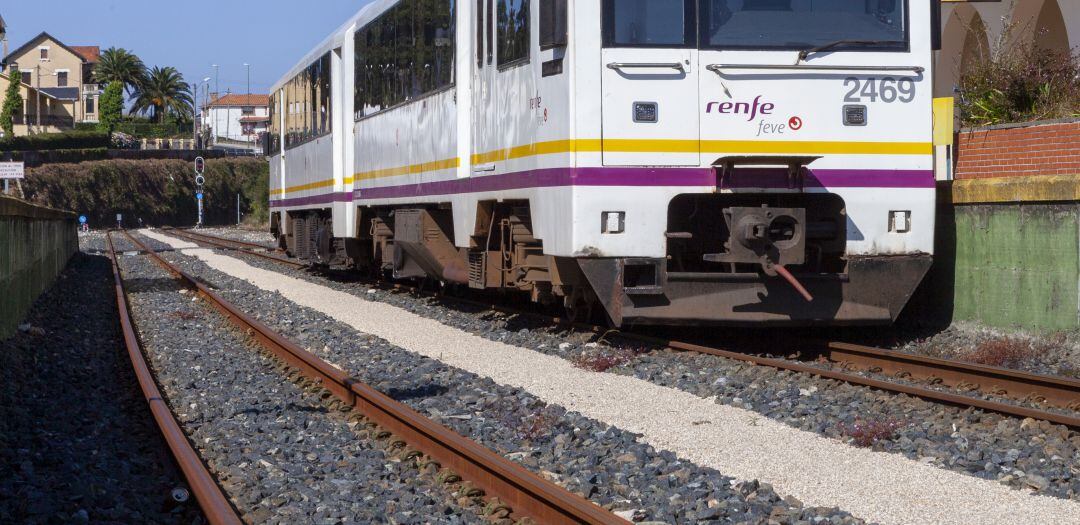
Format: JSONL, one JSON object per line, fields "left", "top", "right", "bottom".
{"left": 13, "top": 115, "right": 76, "bottom": 128}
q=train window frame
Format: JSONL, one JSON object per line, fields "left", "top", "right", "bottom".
{"left": 696, "top": 0, "right": 911, "bottom": 53}
{"left": 284, "top": 51, "right": 335, "bottom": 152}
{"left": 496, "top": 0, "right": 531, "bottom": 70}
{"left": 601, "top": 0, "right": 697, "bottom": 49}
{"left": 353, "top": 0, "right": 457, "bottom": 123}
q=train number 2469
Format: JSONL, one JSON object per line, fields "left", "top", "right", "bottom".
{"left": 843, "top": 77, "right": 916, "bottom": 103}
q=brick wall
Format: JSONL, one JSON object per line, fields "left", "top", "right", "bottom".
{"left": 954, "top": 119, "right": 1080, "bottom": 180}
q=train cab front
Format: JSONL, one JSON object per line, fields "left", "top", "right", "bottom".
{"left": 580, "top": 0, "right": 936, "bottom": 326}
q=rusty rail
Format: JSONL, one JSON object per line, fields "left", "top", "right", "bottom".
{"left": 120, "top": 230, "right": 624, "bottom": 525}
{"left": 106, "top": 232, "right": 242, "bottom": 525}
{"left": 161, "top": 228, "right": 306, "bottom": 269}
{"left": 825, "top": 342, "right": 1080, "bottom": 411}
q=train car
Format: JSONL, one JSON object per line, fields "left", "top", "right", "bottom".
{"left": 268, "top": 0, "right": 941, "bottom": 327}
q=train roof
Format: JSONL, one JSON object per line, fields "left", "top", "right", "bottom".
{"left": 270, "top": 0, "right": 402, "bottom": 93}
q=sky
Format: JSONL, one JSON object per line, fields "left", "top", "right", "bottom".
{"left": 2, "top": 0, "right": 368, "bottom": 100}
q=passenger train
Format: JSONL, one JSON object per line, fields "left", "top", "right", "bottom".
{"left": 268, "top": 0, "right": 941, "bottom": 327}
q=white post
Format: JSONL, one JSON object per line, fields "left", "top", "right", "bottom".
{"left": 236, "top": 193, "right": 240, "bottom": 225}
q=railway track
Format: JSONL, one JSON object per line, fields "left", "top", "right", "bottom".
{"left": 154, "top": 228, "right": 1080, "bottom": 430}
{"left": 106, "top": 233, "right": 243, "bottom": 525}
{"left": 162, "top": 227, "right": 306, "bottom": 269}
{"left": 117, "top": 229, "right": 625, "bottom": 525}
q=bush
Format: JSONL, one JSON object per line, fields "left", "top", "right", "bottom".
{"left": 958, "top": 22, "right": 1080, "bottom": 127}
{"left": 21, "top": 158, "right": 268, "bottom": 227}
{"left": 0, "top": 131, "right": 110, "bottom": 152}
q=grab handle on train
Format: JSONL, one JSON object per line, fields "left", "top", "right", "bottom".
{"left": 606, "top": 62, "right": 685, "bottom": 72}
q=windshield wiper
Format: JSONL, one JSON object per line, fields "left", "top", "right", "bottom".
{"left": 795, "top": 39, "right": 905, "bottom": 64}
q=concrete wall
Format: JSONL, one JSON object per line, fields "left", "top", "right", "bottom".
{"left": 0, "top": 195, "right": 77, "bottom": 339}
{"left": 919, "top": 177, "right": 1080, "bottom": 332}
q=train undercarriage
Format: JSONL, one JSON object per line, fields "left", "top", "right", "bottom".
{"left": 273, "top": 194, "right": 930, "bottom": 327}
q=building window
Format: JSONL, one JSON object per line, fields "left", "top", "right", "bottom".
{"left": 21, "top": 71, "right": 31, "bottom": 85}
{"left": 39, "top": 47, "right": 49, "bottom": 60}
{"left": 241, "top": 106, "right": 255, "bottom": 115}
{"left": 85, "top": 96, "right": 95, "bottom": 114}
{"left": 57, "top": 71, "right": 68, "bottom": 87}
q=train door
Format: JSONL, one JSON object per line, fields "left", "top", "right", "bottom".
{"left": 601, "top": 0, "right": 699, "bottom": 166}
{"left": 471, "top": 0, "right": 498, "bottom": 172}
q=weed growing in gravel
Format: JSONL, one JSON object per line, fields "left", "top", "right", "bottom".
{"left": 837, "top": 418, "right": 905, "bottom": 448}
{"left": 962, "top": 337, "right": 1037, "bottom": 368}
{"left": 570, "top": 346, "right": 642, "bottom": 373}
{"left": 169, "top": 310, "right": 198, "bottom": 321}
{"left": 515, "top": 410, "right": 562, "bottom": 442}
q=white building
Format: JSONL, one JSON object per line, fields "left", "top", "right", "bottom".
{"left": 202, "top": 93, "right": 270, "bottom": 146}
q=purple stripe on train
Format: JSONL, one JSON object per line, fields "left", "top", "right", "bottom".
{"left": 270, "top": 167, "right": 934, "bottom": 206}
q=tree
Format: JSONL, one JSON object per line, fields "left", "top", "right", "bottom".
{"left": 131, "top": 66, "right": 193, "bottom": 123}
{"left": 98, "top": 82, "right": 124, "bottom": 132}
{"left": 1, "top": 66, "right": 24, "bottom": 138}
{"left": 93, "top": 47, "right": 147, "bottom": 95}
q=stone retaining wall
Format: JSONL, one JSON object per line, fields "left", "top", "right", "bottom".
{"left": 955, "top": 119, "right": 1080, "bottom": 180}
{"left": 0, "top": 196, "right": 78, "bottom": 339}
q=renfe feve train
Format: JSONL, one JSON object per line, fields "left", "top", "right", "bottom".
{"left": 266, "top": 0, "right": 941, "bottom": 327}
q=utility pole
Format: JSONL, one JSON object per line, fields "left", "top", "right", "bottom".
{"left": 244, "top": 63, "right": 251, "bottom": 142}
{"left": 34, "top": 65, "right": 41, "bottom": 134}
{"left": 212, "top": 64, "right": 219, "bottom": 99}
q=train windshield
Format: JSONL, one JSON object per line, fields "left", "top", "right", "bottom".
{"left": 699, "top": 0, "right": 907, "bottom": 50}
{"left": 602, "top": 0, "right": 908, "bottom": 50}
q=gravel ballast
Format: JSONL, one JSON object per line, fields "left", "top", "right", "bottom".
{"left": 160, "top": 228, "right": 1080, "bottom": 502}
{"left": 115, "top": 241, "right": 482, "bottom": 524}
{"left": 141, "top": 229, "right": 1080, "bottom": 524}
{"left": 0, "top": 252, "right": 203, "bottom": 524}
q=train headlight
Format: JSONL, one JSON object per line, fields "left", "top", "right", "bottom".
{"left": 633, "top": 102, "right": 658, "bottom": 123}
{"left": 843, "top": 105, "right": 867, "bottom": 126}
{"left": 889, "top": 211, "right": 911, "bottom": 233}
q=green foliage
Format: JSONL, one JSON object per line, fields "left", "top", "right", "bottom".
{"left": 0, "top": 131, "right": 110, "bottom": 152}
{"left": 93, "top": 47, "right": 147, "bottom": 96}
{"left": 98, "top": 82, "right": 124, "bottom": 132}
{"left": 22, "top": 158, "right": 269, "bottom": 227}
{"left": 958, "top": 23, "right": 1080, "bottom": 127}
{"left": 1, "top": 66, "right": 24, "bottom": 138}
{"left": 132, "top": 66, "right": 194, "bottom": 123}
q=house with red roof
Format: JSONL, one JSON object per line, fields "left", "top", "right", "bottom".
{"left": 201, "top": 93, "right": 269, "bottom": 148}
{"left": 1, "top": 32, "right": 102, "bottom": 129}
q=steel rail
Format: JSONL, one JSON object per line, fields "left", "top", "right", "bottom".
{"left": 173, "top": 227, "right": 280, "bottom": 252}
{"left": 120, "top": 230, "right": 625, "bottom": 525}
{"left": 162, "top": 228, "right": 306, "bottom": 269}
{"left": 825, "top": 342, "right": 1080, "bottom": 411}
{"left": 629, "top": 335, "right": 1080, "bottom": 430}
{"left": 106, "top": 232, "right": 243, "bottom": 525}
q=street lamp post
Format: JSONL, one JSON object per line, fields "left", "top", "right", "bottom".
{"left": 194, "top": 77, "right": 210, "bottom": 149}
{"left": 244, "top": 63, "right": 251, "bottom": 141}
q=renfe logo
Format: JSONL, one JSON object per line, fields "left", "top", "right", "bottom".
{"left": 706, "top": 96, "right": 775, "bottom": 121}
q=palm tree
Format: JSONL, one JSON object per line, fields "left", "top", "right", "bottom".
{"left": 93, "top": 47, "right": 147, "bottom": 95}
{"left": 131, "top": 66, "right": 193, "bottom": 123}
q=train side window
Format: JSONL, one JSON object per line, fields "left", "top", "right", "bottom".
{"left": 477, "top": 0, "right": 485, "bottom": 68}
{"left": 602, "top": 0, "right": 695, "bottom": 48}
{"left": 497, "top": 0, "right": 530, "bottom": 68}
{"left": 539, "top": 0, "right": 567, "bottom": 50}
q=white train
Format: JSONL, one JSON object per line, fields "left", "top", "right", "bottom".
{"left": 268, "top": 0, "right": 941, "bottom": 327}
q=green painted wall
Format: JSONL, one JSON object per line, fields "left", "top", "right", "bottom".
{"left": 944, "top": 204, "right": 1079, "bottom": 331}
{"left": 0, "top": 197, "right": 77, "bottom": 339}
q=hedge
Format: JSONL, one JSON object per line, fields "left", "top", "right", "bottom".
{"left": 0, "top": 131, "right": 110, "bottom": 152}
{"left": 22, "top": 158, "right": 269, "bottom": 227}
{"left": 76, "top": 121, "right": 191, "bottom": 138}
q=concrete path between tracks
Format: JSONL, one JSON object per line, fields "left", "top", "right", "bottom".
{"left": 141, "top": 229, "right": 1080, "bottom": 525}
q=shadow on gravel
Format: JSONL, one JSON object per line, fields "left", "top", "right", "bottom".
{"left": 385, "top": 384, "right": 450, "bottom": 401}
{"left": 0, "top": 253, "right": 201, "bottom": 524}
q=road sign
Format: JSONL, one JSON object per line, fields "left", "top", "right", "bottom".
{"left": 197, "top": 193, "right": 203, "bottom": 200}
{"left": 0, "top": 162, "right": 25, "bottom": 179}
{"left": 194, "top": 156, "right": 205, "bottom": 175}
{"left": 79, "top": 215, "right": 87, "bottom": 224}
